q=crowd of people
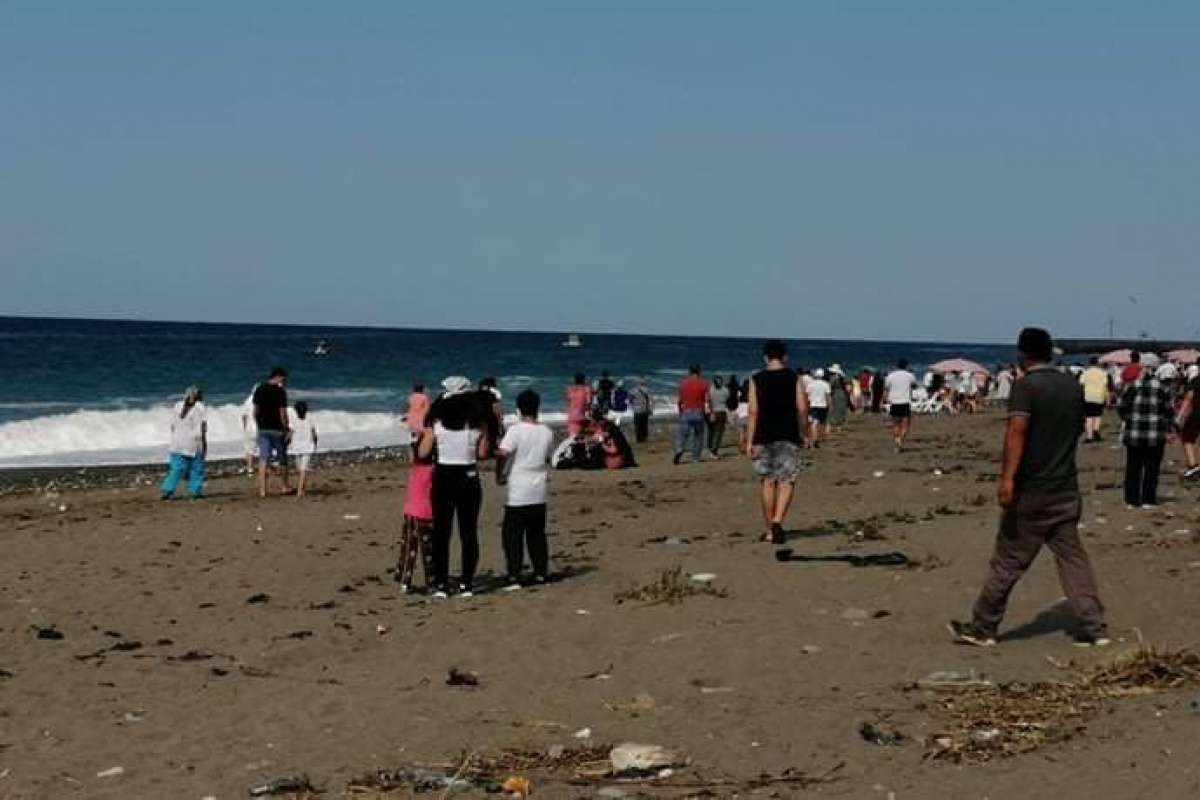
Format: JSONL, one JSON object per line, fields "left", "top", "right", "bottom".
{"left": 157, "top": 335, "right": 1200, "bottom": 641}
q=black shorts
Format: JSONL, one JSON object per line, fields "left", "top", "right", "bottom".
{"left": 889, "top": 403, "right": 911, "bottom": 420}
{"left": 1183, "top": 417, "right": 1200, "bottom": 445}
{"left": 1084, "top": 402, "right": 1105, "bottom": 419}
{"left": 809, "top": 407, "right": 829, "bottom": 424}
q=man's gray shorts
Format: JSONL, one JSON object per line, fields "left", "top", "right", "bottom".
{"left": 755, "top": 441, "right": 802, "bottom": 484}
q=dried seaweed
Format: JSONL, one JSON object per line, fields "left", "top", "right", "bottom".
{"left": 923, "top": 644, "right": 1200, "bottom": 764}
{"left": 613, "top": 566, "right": 728, "bottom": 606}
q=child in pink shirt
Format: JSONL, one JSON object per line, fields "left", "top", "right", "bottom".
{"left": 397, "top": 454, "right": 435, "bottom": 593}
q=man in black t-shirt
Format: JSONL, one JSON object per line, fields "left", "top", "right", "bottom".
{"left": 950, "top": 328, "right": 1109, "bottom": 648}
{"left": 253, "top": 367, "right": 291, "bottom": 498}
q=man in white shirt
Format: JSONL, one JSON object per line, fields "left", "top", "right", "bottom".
{"left": 805, "top": 368, "right": 832, "bottom": 447}
{"left": 884, "top": 359, "right": 917, "bottom": 451}
{"left": 496, "top": 389, "right": 556, "bottom": 588}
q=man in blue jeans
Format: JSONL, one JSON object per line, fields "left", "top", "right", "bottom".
{"left": 253, "top": 367, "right": 291, "bottom": 498}
{"left": 673, "top": 365, "right": 711, "bottom": 465}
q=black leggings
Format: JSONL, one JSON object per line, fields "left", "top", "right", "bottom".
{"left": 431, "top": 465, "right": 483, "bottom": 589}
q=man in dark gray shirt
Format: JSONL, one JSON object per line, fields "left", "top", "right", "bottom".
{"left": 950, "top": 328, "right": 1109, "bottom": 648}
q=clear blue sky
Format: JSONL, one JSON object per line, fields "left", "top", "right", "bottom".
{"left": 3, "top": 2, "right": 1197, "bottom": 342}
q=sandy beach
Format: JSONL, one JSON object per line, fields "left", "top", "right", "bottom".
{"left": 2, "top": 411, "right": 1199, "bottom": 799}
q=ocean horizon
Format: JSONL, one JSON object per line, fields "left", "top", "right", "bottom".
{"left": 0, "top": 315, "right": 1021, "bottom": 469}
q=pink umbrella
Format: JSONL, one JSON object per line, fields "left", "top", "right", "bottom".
{"left": 1166, "top": 348, "right": 1200, "bottom": 365}
{"left": 1097, "top": 349, "right": 1132, "bottom": 366}
{"left": 929, "top": 358, "right": 989, "bottom": 375}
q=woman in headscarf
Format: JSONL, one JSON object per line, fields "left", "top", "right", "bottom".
{"left": 161, "top": 386, "right": 208, "bottom": 500}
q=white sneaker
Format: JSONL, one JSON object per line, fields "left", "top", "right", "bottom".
{"left": 432, "top": 589, "right": 448, "bottom": 599}
{"left": 502, "top": 582, "right": 522, "bottom": 592}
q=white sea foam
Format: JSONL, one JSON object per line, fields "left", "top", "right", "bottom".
{"left": 0, "top": 403, "right": 406, "bottom": 468}
{"left": 0, "top": 397, "right": 682, "bottom": 469}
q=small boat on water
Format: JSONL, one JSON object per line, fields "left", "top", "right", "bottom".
{"left": 561, "top": 333, "right": 583, "bottom": 349}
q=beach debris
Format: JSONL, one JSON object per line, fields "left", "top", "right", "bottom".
{"left": 873, "top": 610, "right": 892, "bottom": 619}
{"left": 573, "top": 727, "right": 592, "bottom": 739}
{"left": 916, "top": 670, "right": 993, "bottom": 690}
{"left": 605, "top": 693, "right": 657, "bottom": 714}
{"left": 688, "top": 572, "right": 717, "bottom": 583}
{"left": 248, "top": 774, "right": 317, "bottom": 796}
{"left": 801, "top": 644, "right": 822, "bottom": 655}
{"left": 500, "top": 775, "right": 532, "bottom": 797}
{"left": 575, "top": 663, "right": 614, "bottom": 681}
{"left": 33, "top": 626, "right": 64, "bottom": 640}
{"left": 859, "top": 721, "right": 906, "bottom": 746}
{"left": 775, "top": 549, "right": 910, "bottom": 567}
{"left": 0, "top": 667, "right": 13, "bottom": 679}
{"left": 614, "top": 566, "right": 728, "bottom": 606}
{"left": 447, "top": 667, "right": 480, "bottom": 687}
{"left": 841, "top": 608, "right": 870, "bottom": 621}
{"left": 872, "top": 470, "right": 886, "bottom": 479}
{"left": 343, "top": 513, "right": 361, "bottom": 521}
{"left": 1190, "top": 695, "right": 1200, "bottom": 714}
{"left": 921, "top": 644, "right": 1200, "bottom": 764}
{"left": 122, "top": 711, "right": 144, "bottom": 723}
{"left": 575, "top": 609, "right": 591, "bottom": 616}
{"left": 96, "top": 766, "right": 124, "bottom": 778}
{"left": 609, "top": 742, "right": 687, "bottom": 776}
{"left": 375, "top": 624, "right": 390, "bottom": 636}
{"left": 246, "top": 593, "right": 270, "bottom": 605}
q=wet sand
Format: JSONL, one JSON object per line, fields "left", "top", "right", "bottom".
{"left": 2, "top": 412, "right": 1199, "bottom": 799}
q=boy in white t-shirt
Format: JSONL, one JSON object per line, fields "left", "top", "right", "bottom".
{"left": 496, "top": 389, "right": 556, "bottom": 589}
{"left": 289, "top": 401, "right": 319, "bottom": 498}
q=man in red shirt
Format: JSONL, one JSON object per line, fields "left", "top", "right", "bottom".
{"left": 674, "top": 365, "right": 711, "bottom": 464}
{"left": 1120, "top": 352, "right": 1143, "bottom": 385}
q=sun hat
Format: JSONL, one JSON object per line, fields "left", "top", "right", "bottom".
{"left": 441, "top": 376, "right": 472, "bottom": 397}
{"left": 814, "top": 368, "right": 826, "bottom": 379}
{"left": 829, "top": 364, "right": 844, "bottom": 376}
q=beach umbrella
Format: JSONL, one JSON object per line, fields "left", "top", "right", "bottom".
{"left": 928, "top": 358, "right": 989, "bottom": 375}
{"left": 1166, "top": 348, "right": 1200, "bottom": 364}
{"left": 1140, "top": 352, "right": 1162, "bottom": 368}
{"left": 1097, "top": 349, "right": 1132, "bottom": 366}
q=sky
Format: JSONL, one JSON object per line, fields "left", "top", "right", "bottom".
{"left": 2, "top": 1, "right": 1198, "bottom": 342}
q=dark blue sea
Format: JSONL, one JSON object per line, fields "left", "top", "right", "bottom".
{"left": 0, "top": 316, "right": 1017, "bottom": 467}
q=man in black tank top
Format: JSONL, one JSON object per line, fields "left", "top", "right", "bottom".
{"left": 745, "top": 339, "right": 809, "bottom": 544}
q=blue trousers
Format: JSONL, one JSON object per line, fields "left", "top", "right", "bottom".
{"left": 162, "top": 452, "right": 205, "bottom": 498}
{"left": 675, "top": 410, "right": 706, "bottom": 461}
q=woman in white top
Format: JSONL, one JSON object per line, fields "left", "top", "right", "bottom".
{"left": 417, "top": 376, "right": 493, "bottom": 597}
{"left": 161, "top": 386, "right": 208, "bottom": 499}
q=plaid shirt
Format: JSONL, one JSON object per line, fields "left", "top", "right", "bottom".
{"left": 1118, "top": 376, "right": 1175, "bottom": 446}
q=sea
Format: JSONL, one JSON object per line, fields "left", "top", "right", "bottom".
{"left": 0, "top": 317, "right": 1018, "bottom": 469}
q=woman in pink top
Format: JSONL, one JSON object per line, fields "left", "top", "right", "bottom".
{"left": 406, "top": 384, "right": 430, "bottom": 434}
{"left": 566, "top": 373, "right": 593, "bottom": 436}
{"left": 396, "top": 451, "right": 435, "bottom": 593}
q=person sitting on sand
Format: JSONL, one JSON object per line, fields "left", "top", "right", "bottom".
{"left": 598, "top": 418, "right": 636, "bottom": 469}
{"left": 419, "top": 376, "right": 492, "bottom": 598}
{"left": 162, "top": 386, "right": 207, "bottom": 500}
{"left": 289, "top": 400, "right": 318, "bottom": 499}
{"left": 950, "top": 327, "right": 1109, "bottom": 648}
{"left": 745, "top": 339, "right": 808, "bottom": 544}
{"left": 496, "top": 389, "right": 556, "bottom": 589}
